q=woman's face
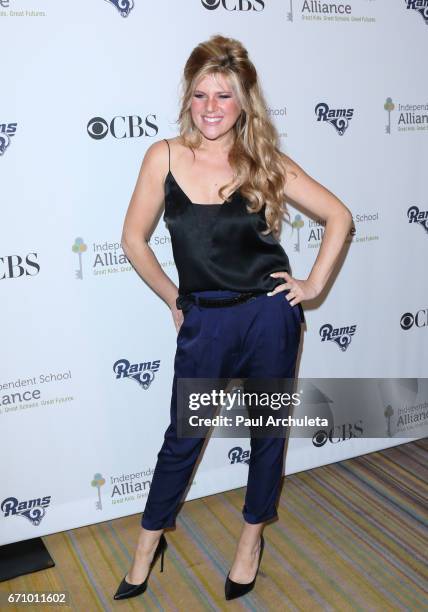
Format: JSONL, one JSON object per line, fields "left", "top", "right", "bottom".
{"left": 190, "top": 72, "right": 242, "bottom": 142}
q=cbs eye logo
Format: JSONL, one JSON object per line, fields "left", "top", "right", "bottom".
{"left": 400, "top": 312, "right": 414, "bottom": 330}
{"left": 400, "top": 309, "right": 428, "bottom": 330}
{"left": 312, "top": 430, "right": 328, "bottom": 447}
{"left": 201, "top": 0, "right": 220, "bottom": 8}
{"left": 201, "top": 0, "right": 264, "bottom": 11}
{"left": 87, "top": 115, "right": 158, "bottom": 140}
{"left": 87, "top": 117, "right": 109, "bottom": 140}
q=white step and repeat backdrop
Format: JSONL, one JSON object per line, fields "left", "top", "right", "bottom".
{"left": 1, "top": 1, "right": 427, "bottom": 545}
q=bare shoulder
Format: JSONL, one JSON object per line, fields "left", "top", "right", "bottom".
{"left": 165, "top": 135, "right": 191, "bottom": 162}
{"left": 166, "top": 135, "right": 186, "bottom": 149}
{"left": 144, "top": 136, "right": 190, "bottom": 172}
{"left": 142, "top": 138, "right": 170, "bottom": 175}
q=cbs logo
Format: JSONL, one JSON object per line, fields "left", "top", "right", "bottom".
{"left": 312, "top": 422, "right": 363, "bottom": 447}
{"left": 1, "top": 254, "right": 40, "bottom": 279}
{"left": 87, "top": 115, "right": 158, "bottom": 140}
{"left": 201, "top": 0, "right": 264, "bottom": 11}
{"left": 400, "top": 310, "right": 428, "bottom": 330}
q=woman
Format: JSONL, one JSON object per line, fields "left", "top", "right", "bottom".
{"left": 114, "top": 34, "right": 352, "bottom": 601}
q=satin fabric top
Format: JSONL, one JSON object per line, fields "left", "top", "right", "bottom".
{"left": 163, "top": 170, "right": 292, "bottom": 296}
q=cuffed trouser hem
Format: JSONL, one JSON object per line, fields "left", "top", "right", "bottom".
{"left": 242, "top": 509, "right": 278, "bottom": 524}
{"left": 141, "top": 514, "right": 176, "bottom": 531}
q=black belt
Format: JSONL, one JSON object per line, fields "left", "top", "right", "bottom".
{"left": 176, "top": 292, "right": 260, "bottom": 312}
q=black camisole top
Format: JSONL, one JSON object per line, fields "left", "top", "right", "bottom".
{"left": 162, "top": 139, "right": 293, "bottom": 297}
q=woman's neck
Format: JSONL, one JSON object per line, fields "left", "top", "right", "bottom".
{"left": 197, "top": 131, "right": 235, "bottom": 155}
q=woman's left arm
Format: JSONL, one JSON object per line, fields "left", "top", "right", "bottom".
{"left": 269, "top": 154, "right": 353, "bottom": 306}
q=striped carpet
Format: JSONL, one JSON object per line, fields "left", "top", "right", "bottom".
{"left": 2, "top": 438, "right": 427, "bottom": 611}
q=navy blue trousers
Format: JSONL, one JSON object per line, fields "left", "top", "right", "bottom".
{"left": 141, "top": 289, "right": 302, "bottom": 530}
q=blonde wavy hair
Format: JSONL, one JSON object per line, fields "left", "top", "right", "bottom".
{"left": 178, "top": 34, "right": 293, "bottom": 237}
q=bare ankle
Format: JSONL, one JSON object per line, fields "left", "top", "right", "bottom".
{"left": 136, "top": 527, "right": 164, "bottom": 554}
{"left": 238, "top": 528, "right": 263, "bottom": 552}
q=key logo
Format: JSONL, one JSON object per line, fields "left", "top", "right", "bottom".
{"left": 91, "top": 473, "right": 106, "bottom": 510}
{"left": 384, "top": 97, "right": 395, "bottom": 134}
{"left": 291, "top": 214, "right": 305, "bottom": 252}
{"left": 72, "top": 237, "right": 88, "bottom": 279}
{"left": 384, "top": 405, "right": 394, "bottom": 437}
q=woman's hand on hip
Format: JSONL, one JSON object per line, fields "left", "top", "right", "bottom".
{"left": 170, "top": 303, "right": 184, "bottom": 333}
{"left": 267, "top": 271, "right": 320, "bottom": 306}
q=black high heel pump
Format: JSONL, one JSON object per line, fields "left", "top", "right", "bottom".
{"left": 224, "top": 534, "right": 264, "bottom": 601}
{"left": 113, "top": 533, "right": 168, "bottom": 600}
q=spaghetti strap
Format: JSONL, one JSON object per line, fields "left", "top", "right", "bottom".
{"left": 164, "top": 138, "right": 171, "bottom": 172}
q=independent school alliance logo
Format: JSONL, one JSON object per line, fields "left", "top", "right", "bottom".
{"left": 0, "top": 121, "right": 17, "bottom": 156}
{"left": 319, "top": 323, "right": 356, "bottom": 351}
{"left": 288, "top": 211, "right": 378, "bottom": 251}
{"left": 113, "top": 358, "right": 160, "bottom": 389}
{"left": 315, "top": 103, "right": 354, "bottom": 135}
{"left": 384, "top": 400, "right": 428, "bottom": 436}
{"left": 405, "top": 0, "right": 428, "bottom": 24}
{"left": 91, "top": 473, "right": 106, "bottom": 510}
{"left": 228, "top": 446, "right": 250, "bottom": 465}
{"left": 384, "top": 97, "right": 428, "bottom": 134}
{"left": 407, "top": 205, "right": 428, "bottom": 234}
{"left": 104, "top": 0, "right": 134, "bottom": 17}
{"left": 1, "top": 495, "right": 51, "bottom": 526}
{"left": 380, "top": 379, "right": 428, "bottom": 437}
{"left": 72, "top": 237, "right": 132, "bottom": 278}
{"left": 288, "top": 1, "right": 376, "bottom": 23}
{"left": 91, "top": 469, "right": 156, "bottom": 508}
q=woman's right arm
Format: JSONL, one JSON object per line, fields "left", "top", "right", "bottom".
{"left": 121, "top": 140, "right": 182, "bottom": 327}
